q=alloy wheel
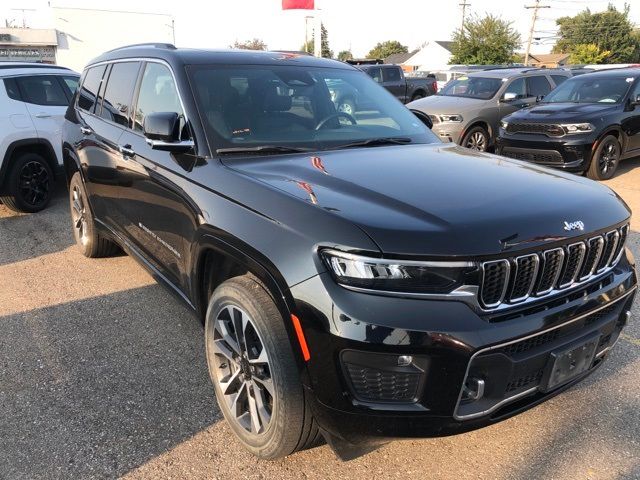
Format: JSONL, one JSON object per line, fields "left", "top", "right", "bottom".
{"left": 71, "top": 185, "right": 89, "bottom": 245}
{"left": 598, "top": 141, "right": 619, "bottom": 175}
{"left": 466, "top": 131, "right": 487, "bottom": 151}
{"left": 338, "top": 102, "right": 354, "bottom": 115}
{"left": 18, "top": 160, "right": 50, "bottom": 207}
{"left": 211, "top": 305, "right": 274, "bottom": 435}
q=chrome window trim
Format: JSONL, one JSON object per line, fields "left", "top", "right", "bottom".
{"left": 558, "top": 242, "right": 587, "bottom": 289}
{"left": 508, "top": 254, "right": 540, "bottom": 303}
{"left": 535, "top": 248, "right": 565, "bottom": 296}
{"left": 453, "top": 285, "right": 637, "bottom": 421}
{"left": 480, "top": 260, "right": 511, "bottom": 308}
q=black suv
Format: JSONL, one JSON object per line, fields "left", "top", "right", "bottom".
{"left": 62, "top": 44, "right": 637, "bottom": 460}
{"left": 497, "top": 68, "right": 640, "bottom": 180}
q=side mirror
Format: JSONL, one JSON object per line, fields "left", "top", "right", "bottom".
{"left": 632, "top": 94, "right": 640, "bottom": 106}
{"left": 410, "top": 109, "right": 433, "bottom": 129}
{"left": 501, "top": 92, "right": 517, "bottom": 103}
{"left": 143, "top": 112, "right": 194, "bottom": 152}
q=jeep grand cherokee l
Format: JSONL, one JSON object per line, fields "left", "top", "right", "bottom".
{"left": 497, "top": 68, "right": 640, "bottom": 180}
{"left": 62, "top": 44, "right": 637, "bottom": 460}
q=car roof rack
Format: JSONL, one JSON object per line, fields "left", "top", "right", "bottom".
{"left": 104, "top": 43, "right": 177, "bottom": 54}
{"left": 0, "top": 63, "right": 71, "bottom": 71}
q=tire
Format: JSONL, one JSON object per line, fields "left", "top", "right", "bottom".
{"left": 461, "top": 125, "right": 489, "bottom": 152}
{"left": 411, "top": 91, "right": 425, "bottom": 101}
{"left": 205, "top": 275, "right": 320, "bottom": 459}
{"left": 337, "top": 97, "right": 356, "bottom": 116}
{"left": 0, "top": 152, "right": 54, "bottom": 213}
{"left": 69, "top": 172, "right": 119, "bottom": 258}
{"left": 587, "top": 135, "right": 621, "bottom": 181}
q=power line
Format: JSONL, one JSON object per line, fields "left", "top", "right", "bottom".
{"left": 524, "top": 0, "right": 550, "bottom": 65}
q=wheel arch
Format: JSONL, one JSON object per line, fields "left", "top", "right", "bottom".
{"left": 460, "top": 120, "right": 492, "bottom": 146}
{"left": 62, "top": 141, "right": 83, "bottom": 185}
{"left": 0, "top": 138, "right": 58, "bottom": 193}
{"left": 588, "top": 126, "right": 627, "bottom": 165}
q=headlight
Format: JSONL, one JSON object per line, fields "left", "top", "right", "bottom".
{"left": 320, "top": 249, "right": 478, "bottom": 294}
{"left": 560, "top": 123, "right": 594, "bottom": 134}
{"left": 439, "top": 114, "right": 463, "bottom": 123}
{"left": 500, "top": 120, "right": 509, "bottom": 130}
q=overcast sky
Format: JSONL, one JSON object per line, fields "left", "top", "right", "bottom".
{"left": 3, "top": 0, "right": 639, "bottom": 57}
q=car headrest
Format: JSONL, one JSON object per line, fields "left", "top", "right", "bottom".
{"left": 263, "top": 87, "right": 292, "bottom": 112}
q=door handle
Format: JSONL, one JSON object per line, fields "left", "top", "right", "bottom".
{"left": 80, "top": 126, "right": 93, "bottom": 135}
{"left": 118, "top": 144, "right": 135, "bottom": 158}
{"left": 35, "top": 112, "right": 51, "bottom": 118}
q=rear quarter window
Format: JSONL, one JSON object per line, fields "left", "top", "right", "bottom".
{"left": 3, "top": 77, "right": 21, "bottom": 101}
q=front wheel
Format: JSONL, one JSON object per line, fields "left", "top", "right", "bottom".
{"left": 587, "top": 135, "right": 621, "bottom": 180}
{"left": 205, "top": 275, "right": 320, "bottom": 459}
{"left": 461, "top": 126, "right": 489, "bottom": 152}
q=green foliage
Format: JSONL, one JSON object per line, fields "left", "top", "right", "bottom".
{"left": 366, "top": 40, "right": 408, "bottom": 60}
{"left": 569, "top": 43, "right": 611, "bottom": 64}
{"left": 449, "top": 14, "right": 520, "bottom": 65}
{"left": 301, "top": 23, "right": 333, "bottom": 58}
{"left": 553, "top": 5, "right": 640, "bottom": 63}
{"left": 230, "top": 38, "right": 267, "bottom": 50}
{"left": 337, "top": 50, "right": 353, "bottom": 61}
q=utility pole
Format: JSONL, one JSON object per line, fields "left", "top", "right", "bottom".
{"left": 459, "top": 1, "right": 471, "bottom": 34}
{"left": 524, "top": 0, "right": 550, "bottom": 66}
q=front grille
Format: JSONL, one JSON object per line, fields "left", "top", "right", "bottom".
{"left": 344, "top": 363, "right": 421, "bottom": 403}
{"left": 501, "top": 148, "right": 564, "bottom": 164}
{"left": 506, "top": 369, "right": 544, "bottom": 392}
{"left": 479, "top": 224, "right": 628, "bottom": 309}
{"left": 505, "top": 122, "right": 564, "bottom": 137}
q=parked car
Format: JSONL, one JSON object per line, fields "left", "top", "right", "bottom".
{"left": 357, "top": 64, "right": 437, "bottom": 102}
{"left": 63, "top": 44, "right": 636, "bottom": 460}
{"left": 408, "top": 68, "right": 571, "bottom": 151}
{"left": 497, "top": 68, "right": 640, "bottom": 180}
{"left": 0, "top": 63, "right": 79, "bottom": 212}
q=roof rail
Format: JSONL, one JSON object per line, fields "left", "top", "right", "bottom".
{"left": 104, "top": 43, "right": 177, "bottom": 54}
{"left": 0, "top": 63, "right": 71, "bottom": 71}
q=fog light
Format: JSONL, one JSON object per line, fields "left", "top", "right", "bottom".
{"left": 462, "top": 377, "right": 485, "bottom": 401}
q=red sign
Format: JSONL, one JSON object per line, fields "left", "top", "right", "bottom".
{"left": 282, "top": 0, "right": 314, "bottom": 9}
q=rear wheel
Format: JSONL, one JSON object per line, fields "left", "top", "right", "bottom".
{"left": 587, "top": 135, "right": 621, "bottom": 180}
{"left": 0, "top": 153, "right": 53, "bottom": 213}
{"left": 69, "top": 172, "right": 119, "bottom": 258}
{"left": 411, "top": 91, "right": 425, "bottom": 101}
{"left": 205, "top": 275, "right": 320, "bottom": 459}
{"left": 461, "top": 126, "right": 489, "bottom": 152}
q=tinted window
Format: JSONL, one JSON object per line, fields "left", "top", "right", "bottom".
{"left": 503, "top": 78, "right": 527, "bottom": 99}
{"left": 527, "top": 76, "right": 552, "bottom": 97}
{"left": 551, "top": 75, "right": 569, "bottom": 87}
{"left": 16, "top": 75, "right": 68, "bottom": 106}
{"left": 78, "top": 65, "right": 106, "bottom": 112}
{"left": 543, "top": 75, "right": 634, "bottom": 104}
{"left": 382, "top": 67, "right": 401, "bottom": 82}
{"left": 62, "top": 76, "right": 79, "bottom": 95}
{"left": 3, "top": 77, "right": 21, "bottom": 101}
{"left": 439, "top": 76, "right": 503, "bottom": 99}
{"left": 365, "top": 67, "right": 382, "bottom": 83}
{"left": 134, "top": 63, "right": 183, "bottom": 132}
{"left": 99, "top": 62, "right": 140, "bottom": 126}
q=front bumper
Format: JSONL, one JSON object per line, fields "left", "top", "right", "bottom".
{"left": 431, "top": 121, "right": 466, "bottom": 144}
{"left": 292, "top": 250, "right": 636, "bottom": 444}
{"left": 496, "top": 132, "right": 598, "bottom": 172}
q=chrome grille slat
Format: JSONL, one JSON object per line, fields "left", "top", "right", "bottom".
{"left": 477, "top": 224, "right": 629, "bottom": 310}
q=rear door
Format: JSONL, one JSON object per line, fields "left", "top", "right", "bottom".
{"left": 381, "top": 66, "right": 406, "bottom": 102}
{"left": 15, "top": 74, "right": 73, "bottom": 167}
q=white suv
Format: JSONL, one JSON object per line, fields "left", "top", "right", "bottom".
{"left": 0, "top": 63, "right": 79, "bottom": 212}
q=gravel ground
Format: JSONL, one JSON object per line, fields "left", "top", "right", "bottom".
{"left": 1, "top": 159, "right": 640, "bottom": 480}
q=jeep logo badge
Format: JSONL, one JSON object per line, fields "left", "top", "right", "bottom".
{"left": 563, "top": 220, "right": 584, "bottom": 231}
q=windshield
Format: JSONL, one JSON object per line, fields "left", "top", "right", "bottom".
{"left": 188, "top": 65, "right": 438, "bottom": 152}
{"left": 438, "top": 76, "right": 503, "bottom": 99}
{"left": 542, "top": 75, "right": 635, "bottom": 104}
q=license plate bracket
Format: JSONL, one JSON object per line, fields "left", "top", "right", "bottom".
{"left": 540, "top": 333, "right": 599, "bottom": 392}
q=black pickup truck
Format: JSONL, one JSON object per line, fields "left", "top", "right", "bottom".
{"left": 358, "top": 64, "right": 437, "bottom": 103}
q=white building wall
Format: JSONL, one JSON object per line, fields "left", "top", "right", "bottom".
{"left": 53, "top": 7, "right": 174, "bottom": 72}
{"left": 403, "top": 42, "right": 452, "bottom": 72}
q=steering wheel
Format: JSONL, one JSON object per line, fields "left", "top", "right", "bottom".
{"left": 315, "top": 112, "right": 357, "bottom": 131}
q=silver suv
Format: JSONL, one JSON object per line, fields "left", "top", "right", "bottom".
{"left": 407, "top": 68, "right": 571, "bottom": 151}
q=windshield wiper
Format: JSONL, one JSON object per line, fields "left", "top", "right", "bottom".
{"left": 216, "top": 145, "right": 312, "bottom": 155}
{"left": 335, "top": 137, "right": 413, "bottom": 149}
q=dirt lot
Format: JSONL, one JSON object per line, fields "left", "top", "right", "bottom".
{"left": 1, "top": 159, "right": 640, "bottom": 480}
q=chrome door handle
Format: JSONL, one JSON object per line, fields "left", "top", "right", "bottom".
{"left": 35, "top": 112, "right": 51, "bottom": 118}
{"left": 80, "top": 126, "right": 93, "bottom": 135}
{"left": 118, "top": 144, "right": 135, "bottom": 158}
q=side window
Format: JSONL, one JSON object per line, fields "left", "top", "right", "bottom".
{"left": 98, "top": 62, "right": 141, "bottom": 127}
{"left": 382, "top": 67, "right": 401, "bottom": 82}
{"left": 62, "top": 76, "right": 79, "bottom": 95}
{"left": 365, "top": 67, "right": 382, "bottom": 83}
{"left": 134, "top": 62, "right": 184, "bottom": 133}
{"left": 527, "top": 76, "right": 552, "bottom": 97}
{"left": 630, "top": 79, "right": 640, "bottom": 102}
{"left": 551, "top": 75, "right": 568, "bottom": 87}
{"left": 503, "top": 77, "right": 527, "bottom": 99}
{"left": 78, "top": 65, "right": 106, "bottom": 112}
{"left": 16, "top": 75, "right": 68, "bottom": 106}
{"left": 3, "top": 77, "right": 21, "bottom": 101}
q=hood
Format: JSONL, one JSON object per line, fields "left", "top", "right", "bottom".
{"left": 224, "top": 144, "right": 629, "bottom": 257}
{"left": 407, "top": 95, "right": 485, "bottom": 114}
{"left": 507, "top": 102, "right": 620, "bottom": 123}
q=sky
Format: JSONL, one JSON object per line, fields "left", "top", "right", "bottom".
{"left": 2, "top": 0, "right": 639, "bottom": 57}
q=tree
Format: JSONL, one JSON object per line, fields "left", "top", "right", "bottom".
{"left": 301, "top": 23, "right": 333, "bottom": 58}
{"left": 569, "top": 43, "right": 611, "bottom": 64}
{"left": 553, "top": 5, "right": 640, "bottom": 64}
{"left": 337, "top": 50, "right": 353, "bottom": 62}
{"left": 366, "top": 41, "right": 408, "bottom": 60}
{"left": 230, "top": 38, "right": 267, "bottom": 50}
{"left": 449, "top": 14, "right": 520, "bottom": 65}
